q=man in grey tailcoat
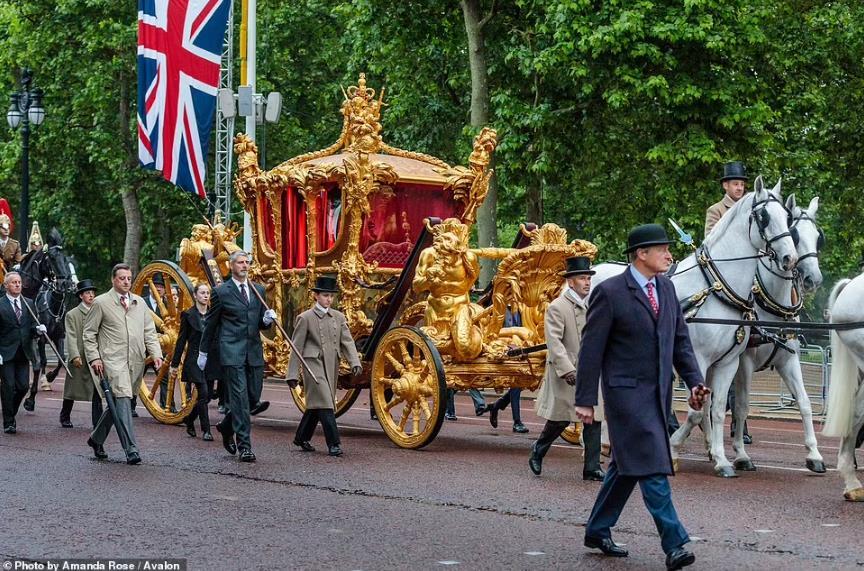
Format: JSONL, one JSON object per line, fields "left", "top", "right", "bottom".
{"left": 529, "top": 256, "right": 604, "bottom": 480}
{"left": 59, "top": 279, "right": 103, "bottom": 428}
{"left": 287, "top": 276, "right": 362, "bottom": 457}
{"left": 84, "top": 264, "right": 163, "bottom": 464}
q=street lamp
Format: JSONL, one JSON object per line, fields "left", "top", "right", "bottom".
{"left": 7, "top": 68, "right": 45, "bottom": 245}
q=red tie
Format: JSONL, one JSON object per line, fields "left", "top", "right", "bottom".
{"left": 646, "top": 282, "right": 659, "bottom": 317}
{"left": 120, "top": 295, "right": 128, "bottom": 311}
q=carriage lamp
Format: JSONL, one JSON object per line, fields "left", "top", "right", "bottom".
{"left": 6, "top": 68, "right": 46, "bottom": 245}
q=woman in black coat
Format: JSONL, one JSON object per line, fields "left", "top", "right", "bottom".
{"left": 171, "top": 283, "right": 217, "bottom": 440}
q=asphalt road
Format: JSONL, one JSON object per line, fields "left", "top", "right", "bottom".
{"left": 1, "top": 376, "right": 862, "bottom": 570}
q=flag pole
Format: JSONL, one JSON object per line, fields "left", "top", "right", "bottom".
{"left": 241, "top": 0, "right": 256, "bottom": 254}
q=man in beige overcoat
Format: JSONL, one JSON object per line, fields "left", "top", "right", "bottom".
{"left": 59, "top": 280, "right": 103, "bottom": 429}
{"left": 705, "top": 161, "right": 748, "bottom": 237}
{"left": 287, "top": 276, "right": 362, "bottom": 457}
{"left": 529, "top": 256, "right": 605, "bottom": 480}
{"left": 84, "top": 263, "right": 163, "bottom": 464}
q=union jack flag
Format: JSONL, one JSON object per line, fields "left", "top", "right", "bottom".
{"left": 137, "top": 0, "right": 231, "bottom": 198}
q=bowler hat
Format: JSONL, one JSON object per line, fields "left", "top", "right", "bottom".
{"left": 75, "top": 279, "right": 98, "bottom": 296}
{"left": 562, "top": 256, "right": 595, "bottom": 277}
{"left": 151, "top": 272, "right": 165, "bottom": 286}
{"left": 624, "top": 224, "right": 675, "bottom": 254}
{"left": 311, "top": 276, "right": 339, "bottom": 293}
{"left": 720, "top": 161, "right": 748, "bottom": 182}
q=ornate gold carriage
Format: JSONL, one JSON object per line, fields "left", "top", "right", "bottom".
{"left": 136, "top": 74, "right": 596, "bottom": 448}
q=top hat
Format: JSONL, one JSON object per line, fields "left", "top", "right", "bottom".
{"left": 625, "top": 224, "right": 675, "bottom": 253}
{"left": 720, "top": 161, "right": 748, "bottom": 182}
{"left": 562, "top": 256, "right": 595, "bottom": 277}
{"left": 75, "top": 279, "right": 98, "bottom": 296}
{"left": 311, "top": 276, "right": 339, "bottom": 293}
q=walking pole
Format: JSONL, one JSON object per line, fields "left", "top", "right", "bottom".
{"left": 21, "top": 298, "right": 71, "bottom": 375}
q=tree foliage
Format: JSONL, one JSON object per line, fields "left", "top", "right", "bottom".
{"left": 0, "top": 0, "right": 861, "bottom": 306}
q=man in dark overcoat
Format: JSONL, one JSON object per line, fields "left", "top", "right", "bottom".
{"left": 199, "top": 251, "right": 275, "bottom": 462}
{"left": 574, "top": 224, "right": 709, "bottom": 571}
{"left": 60, "top": 279, "right": 103, "bottom": 428}
{"left": 0, "top": 271, "right": 46, "bottom": 433}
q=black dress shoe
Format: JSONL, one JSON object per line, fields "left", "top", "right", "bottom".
{"left": 126, "top": 452, "right": 142, "bottom": 465}
{"left": 328, "top": 445, "right": 343, "bottom": 457}
{"left": 370, "top": 410, "right": 378, "bottom": 421}
{"left": 293, "top": 439, "right": 316, "bottom": 452}
{"left": 743, "top": 433, "right": 753, "bottom": 445}
{"left": 583, "top": 470, "right": 606, "bottom": 481}
{"left": 475, "top": 406, "right": 487, "bottom": 417}
{"left": 584, "top": 536, "right": 628, "bottom": 557}
{"left": 445, "top": 413, "right": 458, "bottom": 421}
{"left": 666, "top": 547, "right": 695, "bottom": 570}
{"left": 131, "top": 409, "right": 139, "bottom": 418}
{"left": 4, "top": 426, "right": 17, "bottom": 434}
{"left": 87, "top": 437, "right": 108, "bottom": 459}
{"left": 529, "top": 448, "right": 542, "bottom": 476}
{"left": 202, "top": 431, "right": 213, "bottom": 441}
{"left": 216, "top": 424, "right": 237, "bottom": 455}
{"left": 513, "top": 422, "right": 529, "bottom": 433}
{"left": 186, "top": 425, "right": 197, "bottom": 438}
{"left": 239, "top": 449, "right": 256, "bottom": 462}
{"left": 250, "top": 401, "right": 270, "bottom": 416}
{"left": 23, "top": 398, "right": 35, "bottom": 412}
{"left": 489, "top": 406, "right": 499, "bottom": 428}
{"left": 61, "top": 419, "right": 74, "bottom": 428}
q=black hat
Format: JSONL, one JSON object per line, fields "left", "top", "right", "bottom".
{"left": 75, "top": 279, "right": 98, "bottom": 296}
{"left": 625, "top": 224, "right": 675, "bottom": 254}
{"left": 562, "top": 256, "right": 595, "bottom": 277}
{"left": 311, "top": 276, "right": 339, "bottom": 293}
{"left": 151, "top": 272, "right": 165, "bottom": 286}
{"left": 720, "top": 161, "right": 748, "bottom": 182}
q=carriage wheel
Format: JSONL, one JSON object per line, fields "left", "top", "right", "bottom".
{"left": 132, "top": 261, "right": 197, "bottom": 424}
{"left": 289, "top": 379, "right": 361, "bottom": 419}
{"left": 559, "top": 422, "right": 583, "bottom": 445}
{"left": 371, "top": 326, "right": 446, "bottom": 449}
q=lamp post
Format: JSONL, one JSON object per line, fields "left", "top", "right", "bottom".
{"left": 6, "top": 68, "right": 46, "bottom": 245}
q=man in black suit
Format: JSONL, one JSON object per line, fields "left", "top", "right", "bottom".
{"left": 574, "top": 224, "right": 709, "bottom": 571}
{"left": 0, "top": 271, "right": 46, "bottom": 433}
{"left": 199, "top": 251, "right": 275, "bottom": 462}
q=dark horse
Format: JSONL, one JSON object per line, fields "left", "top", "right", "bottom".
{"left": 19, "top": 228, "right": 76, "bottom": 411}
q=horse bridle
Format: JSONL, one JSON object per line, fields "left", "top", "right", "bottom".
{"left": 748, "top": 193, "right": 796, "bottom": 265}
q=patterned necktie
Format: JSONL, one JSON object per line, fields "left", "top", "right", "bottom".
{"left": 239, "top": 283, "right": 249, "bottom": 305}
{"left": 646, "top": 282, "right": 659, "bottom": 317}
{"left": 120, "top": 295, "right": 128, "bottom": 311}
{"left": 13, "top": 298, "right": 21, "bottom": 322}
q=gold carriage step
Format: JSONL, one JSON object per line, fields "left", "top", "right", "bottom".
{"left": 444, "top": 353, "right": 547, "bottom": 393}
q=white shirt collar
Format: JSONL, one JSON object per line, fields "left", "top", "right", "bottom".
{"left": 6, "top": 293, "right": 21, "bottom": 305}
{"left": 232, "top": 277, "right": 248, "bottom": 290}
{"left": 315, "top": 303, "right": 330, "bottom": 314}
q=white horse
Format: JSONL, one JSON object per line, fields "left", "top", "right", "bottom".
{"left": 731, "top": 195, "right": 825, "bottom": 474}
{"left": 823, "top": 274, "right": 864, "bottom": 501}
{"left": 591, "top": 177, "right": 798, "bottom": 477}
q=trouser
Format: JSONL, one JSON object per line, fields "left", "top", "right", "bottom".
{"left": 667, "top": 407, "right": 680, "bottom": 436}
{"left": 533, "top": 419, "right": 602, "bottom": 472}
{"left": 585, "top": 460, "right": 689, "bottom": 555}
{"left": 184, "top": 382, "right": 211, "bottom": 432}
{"left": 217, "top": 363, "right": 263, "bottom": 451}
{"left": 1, "top": 349, "right": 30, "bottom": 429}
{"left": 468, "top": 388, "right": 486, "bottom": 413}
{"left": 90, "top": 396, "right": 138, "bottom": 456}
{"left": 60, "top": 392, "right": 104, "bottom": 428}
{"left": 491, "top": 388, "right": 523, "bottom": 423}
{"left": 296, "top": 408, "right": 340, "bottom": 447}
{"left": 445, "top": 389, "right": 456, "bottom": 416}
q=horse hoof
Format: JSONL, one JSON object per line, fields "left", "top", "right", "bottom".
{"left": 844, "top": 487, "right": 864, "bottom": 502}
{"left": 715, "top": 465, "right": 739, "bottom": 478}
{"left": 23, "top": 398, "right": 35, "bottom": 412}
{"left": 806, "top": 459, "right": 827, "bottom": 474}
{"left": 734, "top": 459, "right": 756, "bottom": 472}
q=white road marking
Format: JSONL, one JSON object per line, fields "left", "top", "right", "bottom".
{"left": 754, "top": 529, "right": 775, "bottom": 533}
{"left": 523, "top": 551, "right": 545, "bottom": 556}
{"left": 437, "top": 561, "right": 460, "bottom": 566}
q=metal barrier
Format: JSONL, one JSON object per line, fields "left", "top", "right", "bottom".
{"left": 673, "top": 344, "right": 831, "bottom": 420}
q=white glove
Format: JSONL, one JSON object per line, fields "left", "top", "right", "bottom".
{"left": 197, "top": 352, "right": 207, "bottom": 371}
{"left": 0, "top": 354, "right": 3, "bottom": 365}
{"left": 263, "top": 308, "right": 277, "bottom": 326}
{"left": 36, "top": 324, "right": 48, "bottom": 336}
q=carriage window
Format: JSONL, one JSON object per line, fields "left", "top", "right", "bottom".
{"left": 316, "top": 185, "right": 343, "bottom": 252}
